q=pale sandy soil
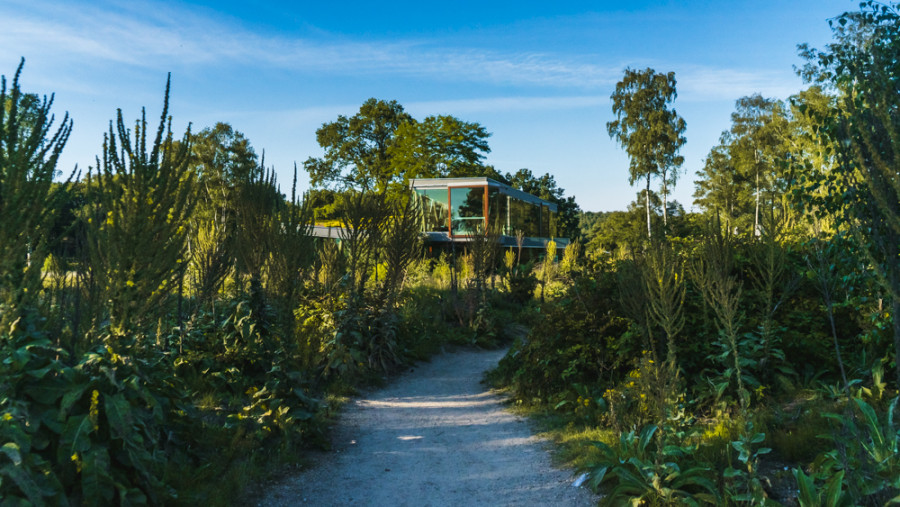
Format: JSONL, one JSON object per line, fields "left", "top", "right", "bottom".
{"left": 256, "top": 347, "right": 597, "bottom": 506}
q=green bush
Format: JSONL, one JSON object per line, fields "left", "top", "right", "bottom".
{"left": 0, "top": 325, "right": 180, "bottom": 504}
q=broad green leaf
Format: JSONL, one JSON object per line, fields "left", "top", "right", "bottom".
{"left": 587, "top": 465, "right": 608, "bottom": 491}
{"left": 794, "top": 468, "right": 816, "bottom": 507}
{"left": 0, "top": 463, "right": 53, "bottom": 504}
{"left": 723, "top": 467, "right": 741, "bottom": 479}
{"left": 638, "top": 424, "right": 657, "bottom": 453}
{"left": 104, "top": 393, "right": 134, "bottom": 440}
{"left": 60, "top": 414, "right": 92, "bottom": 461}
{"left": 81, "top": 447, "right": 114, "bottom": 506}
{"left": 823, "top": 470, "right": 844, "bottom": 507}
{"left": 0, "top": 443, "right": 22, "bottom": 465}
{"left": 59, "top": 382, "right": 91, "bottom": 415}
{"left": 26, "top": 382, "right": 65, "bottom": 405}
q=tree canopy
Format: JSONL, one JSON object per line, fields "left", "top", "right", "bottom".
{"left": 607, "top": 68, "right": 686, "bottom": 237}
{"left": 389, "top": 114, "right": 491, "bottom": 181}
{"left": 303, "top": 98, "right": 412, "bottom": 194}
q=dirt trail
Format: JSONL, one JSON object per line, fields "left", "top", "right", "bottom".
{"left": 259, "top": 347, "right": 596, "bottom": 506}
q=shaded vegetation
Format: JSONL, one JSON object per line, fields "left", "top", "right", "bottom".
{"left": 490, "top": 3, "right": 900, "bottom": 505}
{"left": 4, "top": 2, "right": 900, "bottom": 505}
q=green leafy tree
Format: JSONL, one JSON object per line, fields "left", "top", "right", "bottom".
{"left": 727, "top": 94, "right": 791, "bottom": 236}
{"left": 799, "top": 1, "right": 900, "bottom": 386}
{"left": 190, "top": 122, "right": 258, "bottom": 204}
{"left": 389, "top": 114, "right": 491, "bottom": 182}
{"left": 607, "top": 68, "right": 686, "bottom": 237}
{"left": 586, "top": 195, "right": 657, "bottom": 259}
{"left": 693, "top": 143, "right": 752, "bottom": 234}
{"left": 185, "top": 123, "right": 259, "bottom": 311}
{"left": 0, "top": 59, "right": 73, "bottom": 330}
{"left": 304, "top": 98, "right": 412, "bottom": 193}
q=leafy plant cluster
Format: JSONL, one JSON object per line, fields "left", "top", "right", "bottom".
{"left": 492, "top": 2, "right": 900, "bottom": 504}
{"left": 0, "top": 60, "right": 531, "bottom": 504}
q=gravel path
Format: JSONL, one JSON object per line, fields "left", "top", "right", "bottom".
{"left": 259, "top": 347, "right": 596, "bottom": 506}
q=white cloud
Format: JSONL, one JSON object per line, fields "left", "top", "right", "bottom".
{"left": 675, "top": 66, "right": 801, "bottom": 102}
{"left": 0, "top": 0, "right": 619, "bottom": 89}
{"left": 405, "top": 95, "right": 608, "bottom": 115}
{"left": 1, "top": 0, "right": 805, "bottom": 99}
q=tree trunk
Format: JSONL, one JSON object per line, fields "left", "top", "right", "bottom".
{"left": 754, "top": 151, "right": 761, "bottom": 237}
{"left": 662, "top": 178, "right": 669, "bottom": 230}
{"left": 894, "top": 298, "right": 900, "bottom": 390}
{"left": 645, "top": 175, "right": 652, "bottom": 239}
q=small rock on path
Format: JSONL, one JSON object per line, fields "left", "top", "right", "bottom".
{"left": 258, "top": 347, "right": 596, "bottom": 506}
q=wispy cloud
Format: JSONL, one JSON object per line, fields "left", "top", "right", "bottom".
{"left": 405, "top": 95, "right": 609, "bottom": 115}
{"left": 674, "top": 66, "right": 801, "bottom": 102}
{"left": 0, "top": 0, "right": 620, "bottom": 89}
{"left": 2, "top": 0, "right": 804, "bottom": 101}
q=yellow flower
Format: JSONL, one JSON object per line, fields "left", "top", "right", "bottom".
{"left": 89, "top": 390, "right": 100, "bottom": 431}
{"left": 126, "top": 280, "right": 135, "bottom": 287}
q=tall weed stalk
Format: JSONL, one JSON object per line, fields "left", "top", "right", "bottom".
{"left": 689, "top": 222, "right": 749, "bottom": 413}
{"left": 0, "top": 60, "right": 73, "bottom": 330}
{"left": 87, "top": 75, "right": 194, "bottom": 337}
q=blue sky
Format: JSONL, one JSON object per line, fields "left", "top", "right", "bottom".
{"left": 2, "top": 0, "right": 853, "bottom": 211}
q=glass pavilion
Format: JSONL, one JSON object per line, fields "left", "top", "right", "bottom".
{"left": 410, "top": 177, "right": 569, "bottom": 249}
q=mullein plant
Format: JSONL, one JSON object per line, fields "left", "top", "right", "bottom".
{"left": 86, "top": 75, "right": 195, "bottom": 338}
{"left": 231, "top": 161, "right": 279, "bottom": 324}
{"left": 0, "top": 59, "right": 73, "bottom": 331}
{"left": 641, "top": 239, "right": 688, "bottom": 440}
{"left": 338, "top": 190, "right": 388, "bottom": 298}
{"left": 539, "top": 240, "right": 557, "bottom": 303}
{"left": 467, "top": 223, "right": 502, "bottom": 297}
{"left": 689, "top": 222, "right": 750, "bottom": 414}
{"left": 748, "top": 210, "right": 797, "bottom": 386}
{"left": 267, "top": 166, "right": 315, "bottom": 320}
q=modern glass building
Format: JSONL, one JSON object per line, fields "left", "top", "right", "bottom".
{"left": 410, "top": 177, "right": 569, "bottom": 249}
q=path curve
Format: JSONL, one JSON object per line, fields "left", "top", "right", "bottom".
{"left": 259, "top": 347, "right": 596, "bottom": 506}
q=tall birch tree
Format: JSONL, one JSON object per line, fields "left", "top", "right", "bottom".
{"left": 607, "top": 68, "right": 686, "bottom": 238}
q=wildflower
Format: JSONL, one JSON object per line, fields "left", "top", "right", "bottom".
{"left": 89, "top": 390, "right": 100, "bottom": 431}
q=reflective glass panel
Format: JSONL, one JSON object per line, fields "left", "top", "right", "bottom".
{"left": 488, "top": 187, "right": 509, "bottom": 234}
{"left": 415, "top": 188, "right": 449, "bottom": 232}
{"left": 550, "top": 208, "right": 558, "bottom": 238}
{"left": 450, "top": 186, "right": 485, "bottom": 235}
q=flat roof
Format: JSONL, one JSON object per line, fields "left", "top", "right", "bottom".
{"left": 409, "top": 177, "right": 557, "bottom": 211}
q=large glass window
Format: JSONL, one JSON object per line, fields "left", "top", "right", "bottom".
{"left": 509, "top": 197, "right": 540, "bottom": 237}
{"left": 541, "top": 205, "right": 550, "bottom": 237}
{"left": 488, "top": 187, "right": 509, "bottom": 234}
{"left": 415, "top": 188, "right": 449, "bottom": 232}
{"left": 450, "top": 186, "right": 485, "bottom": 235}
{"left": 528, "top": 202, "right": 541, "bottom": 237}
{"left": 549, "top": 208, "right": 558, "bottom": 238}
